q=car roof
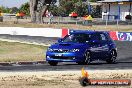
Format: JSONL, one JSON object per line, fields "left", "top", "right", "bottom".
{"left": 70, "top": 30, "right": 108, "bottom": 35}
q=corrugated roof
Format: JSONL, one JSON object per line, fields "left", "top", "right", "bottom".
{"left": 90, "top": 2, "right": 102, "bottom": 5}
{"left": 99, "top": 0, "right": 132, "bottom": 2}
{"left": 83, "top": 2, "right": 102, "bottom": 5}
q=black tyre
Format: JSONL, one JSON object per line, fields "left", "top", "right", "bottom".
{"left": 48, "top": 61, "right": 58, "bottom": 66}
{"left": 106, "top": 50, "right": 117, "bottom": 64}
{"left": 77, "top": 62, "right": 84, "bottom": 65}
{"left": 79, "top": 77, "right": 90, "bottom": 86}
{"left": 77, "top": 51, "right": 91, "bottom": 65}
{"left": 84, "top": 51, "right": 91, "bottom": 64}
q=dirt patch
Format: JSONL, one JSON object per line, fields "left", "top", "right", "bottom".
{"left": 0, "top": 70, "right": 131, "bottom": 88}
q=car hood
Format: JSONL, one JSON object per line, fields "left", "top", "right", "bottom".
{"left": 50, "top": 42, "right": 87, "bottom": 49}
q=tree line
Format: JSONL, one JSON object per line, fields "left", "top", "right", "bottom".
{"left": 0, "top": 0, "right": 102, "bottom": 23}
{"left": 49, "top": 0, "right": 101, "bottom": 17}
{"left": 0, "top": 2, "right": 30, "bottom": 16}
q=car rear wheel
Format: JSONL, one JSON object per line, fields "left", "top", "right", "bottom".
{"left": 48, "top": 61, "right": 58, "bottom": 66}
{"left": 106, "top": 50, "right": 117, "bottom": 64}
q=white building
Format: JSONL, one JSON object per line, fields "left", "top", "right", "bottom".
{"left": 99, "top": 0, "right": 132, "bottom": 21}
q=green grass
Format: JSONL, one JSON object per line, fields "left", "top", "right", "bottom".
{"left": 0, "top": 41, "right": 48, "bottom": 62}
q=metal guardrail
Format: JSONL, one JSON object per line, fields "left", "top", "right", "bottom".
{"left": 42, "top": 17, "right": 83, "bottom": 24}
{"left": 42, "top": 17, "right": 132, "bottom": 25}
{"left": 4, "top": 14, "right": 16, "bottom": 16}
{"left": 2, "top": 15, "right": 132, "bottom": 25}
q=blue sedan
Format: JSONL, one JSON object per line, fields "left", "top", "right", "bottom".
{"left": 46, "top": 31, "right": 117, "bottom": 66}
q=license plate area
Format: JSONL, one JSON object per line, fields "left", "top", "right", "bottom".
{"left": 55, "top": 54, "right": 63, "bottom": 56}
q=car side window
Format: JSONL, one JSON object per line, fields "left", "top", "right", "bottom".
{"left": 91, "top": 33, "right": 100, "bottom": 41}
{"left": 100, "top": 33, "right": 108, "bottom": 41}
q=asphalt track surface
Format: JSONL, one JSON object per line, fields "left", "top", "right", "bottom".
{"left": 0, "top": 35, "right": 132, "bottom": 71}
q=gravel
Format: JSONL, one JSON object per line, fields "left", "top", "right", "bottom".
{"left": 0, "top": 70, "right": 131, "bottom": 88}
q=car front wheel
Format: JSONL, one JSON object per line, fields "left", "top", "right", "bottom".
{"left": 48, "top": 61, "right": 58, "bottom": 66}
{"left": 77, "top": 51, "right": 91, "bottom": 65}
{"left": 84, "top": 51, "right": 91, "bottom": 64}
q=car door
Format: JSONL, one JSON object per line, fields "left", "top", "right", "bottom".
{"left": 98, "top": 33, "right": 109, "bottom": 59}
{"left": 89, "top": 33, "right": 102, "bottom": 59}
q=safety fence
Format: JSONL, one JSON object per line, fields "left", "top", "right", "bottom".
{"left": 0, "top": 27, "right": 67, "bottom": 38}
{"left": 2, "top": 15, "right": 132, "bottom": 25}
{"left": 109, "top": 31, "right": 132, "bottom": 41}
{"left": 42, "top": 17, "right": 132, "bottom": 25}
{"left": 0, "top": 27, "right": 131, "bottom": 41}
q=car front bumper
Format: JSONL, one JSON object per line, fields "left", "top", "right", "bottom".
{"left": 46, "top": 52, "right": 84, "bottom": 62}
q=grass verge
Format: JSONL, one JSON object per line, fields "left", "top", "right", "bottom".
{"left": 0, "top": 41, "right": 48, "bottom": 62}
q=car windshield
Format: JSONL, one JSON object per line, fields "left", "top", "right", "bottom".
{"left": 62, "top": 33, "right": 91, "bottom": 43}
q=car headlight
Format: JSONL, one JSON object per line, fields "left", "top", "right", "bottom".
{"left": 47, "top": 48, "right": 53, "bottom": 52}
{"left": 70, "top": 49, "right": 80, "bottom": 52}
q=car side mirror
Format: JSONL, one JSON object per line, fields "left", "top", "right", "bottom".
{"left": 58, "top": 38, "right": 63, "bottom": 43}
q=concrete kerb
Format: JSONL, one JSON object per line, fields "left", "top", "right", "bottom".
{"left": 0, "top": 38, "right": 51, "bottom": 47}
{"left": 0, "top": 61, "right": 47, "bottom": 66}
{"left": 0, "top": 62, "right": 12, "bottom": 66}
{"left": 16, "top": 61, "right": 46, "bottom": 65}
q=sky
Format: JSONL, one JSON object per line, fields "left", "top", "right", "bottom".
{"left": 0, "top": 0, "right": 29, "bottom": 8}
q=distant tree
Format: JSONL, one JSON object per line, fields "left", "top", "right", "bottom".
{"left": 0, "top": 6, "right": 19, "bottom": 14}
{"left": 29, "top": 0, "right": 56, "bottom": 23}
{"left": 0, "top": 6, "right": 10, "bottom": 13}
{"left": 51, "top": 0, "right": 101, "bottom": 17}
{"left": 90, "top": 5, "right": 102, "bottom": 18}
{"left": 59, "top": 0, "right": 75, "bottom": 16}
{"left": 74, "top": 1, "right": 88, "bottom": 16}
{"left": 90, "top": 0, "right": 97, "bottom": 2}
{"left": 49, "top": 5, "right": 59, "bottom": 16}
{"left": 29, "top": 0, "right": 101, "bottom": 23}
{"left": 10, "top": 7, "right": 19, "bottom": 13}
{"left": 0, "top": 6, "right": 5, "bottom": 12}
{"left": 19, "top": 2, "right": 30, "bottom": 15}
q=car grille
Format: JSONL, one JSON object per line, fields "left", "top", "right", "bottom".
{"left": 53, "top": 49, "right": 69, "bottom": 53}
{"left": 50, "top": 56, "right": 74, "bottom": 60}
